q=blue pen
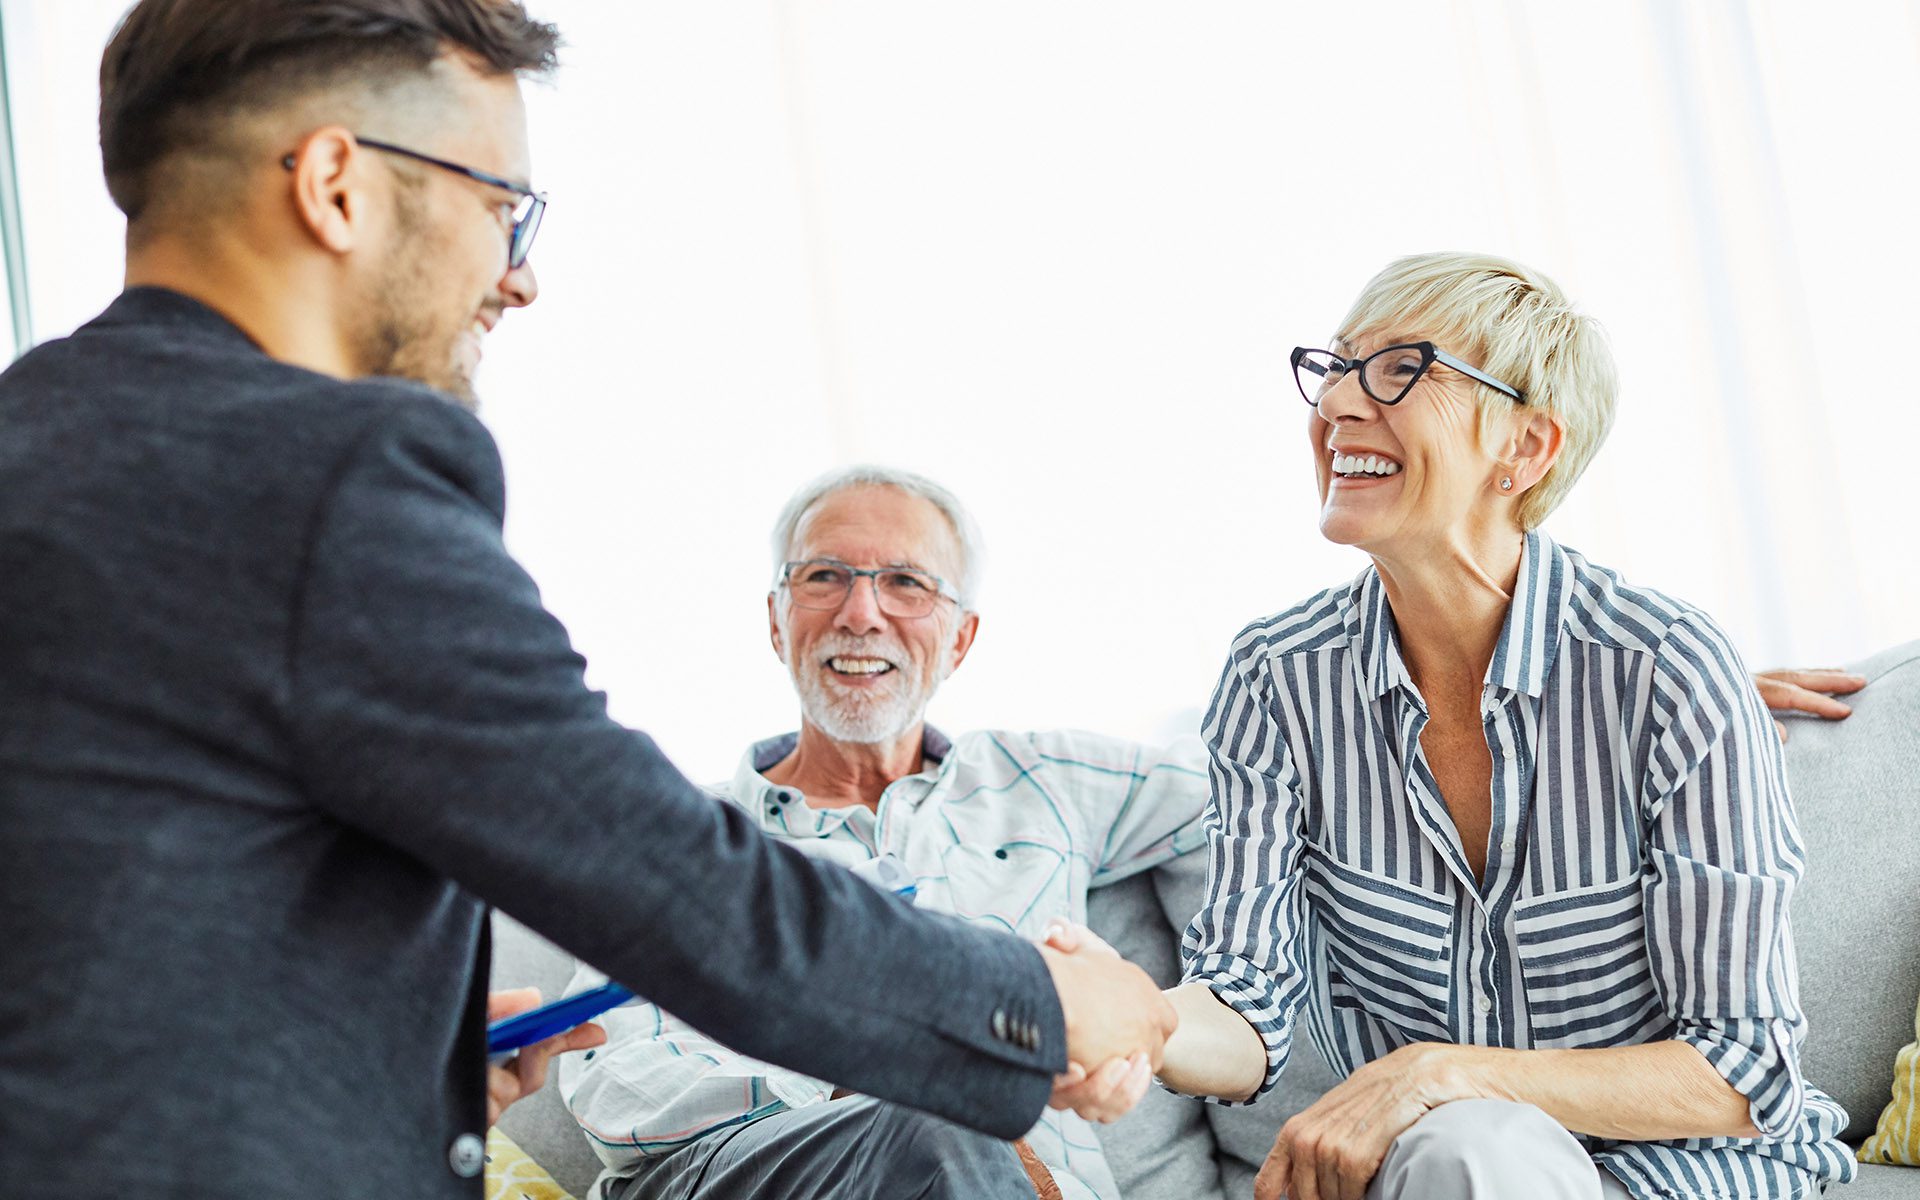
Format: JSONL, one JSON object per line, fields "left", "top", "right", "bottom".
{"left": 486, "top": 981, "right": 634, "bottom": 1065}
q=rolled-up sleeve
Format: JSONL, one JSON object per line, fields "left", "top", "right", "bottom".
{"left": 1642, "top": 613, "right": 1809, "bottom": 1138}
{"left": 1178, "top": 637, "right": 1313, "bottom": 1102}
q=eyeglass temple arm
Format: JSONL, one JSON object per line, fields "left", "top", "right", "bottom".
{"left": 1431, "top": 348, "right": 1525, "bottom": 403}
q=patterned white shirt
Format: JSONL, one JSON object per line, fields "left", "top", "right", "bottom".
{"left": 559, "top": 727, "right": 1209, "bottom": 1200}
{"left": 1182, "top": 531, "right": 1857, "bottom": 1199}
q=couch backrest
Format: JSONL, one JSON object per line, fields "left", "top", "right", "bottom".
{"left": 1780, "top": 640, "right": 1920, "bottom": 1142}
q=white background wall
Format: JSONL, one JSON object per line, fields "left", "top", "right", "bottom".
{"left": 7, "top": 1, "right": 1917, "bottom": 781}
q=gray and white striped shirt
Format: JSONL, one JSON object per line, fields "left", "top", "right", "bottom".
{"left": 1182, "top": 530, "right": 1856, "bottom": 1198}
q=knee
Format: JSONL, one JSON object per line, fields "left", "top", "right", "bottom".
{"left": 1378, "top": 1100, "right": 1595, "bottom": 1200}
{"left": 863, "top": 1106, "right": 1028, "bottom": 1198}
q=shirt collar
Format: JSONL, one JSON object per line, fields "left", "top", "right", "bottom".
{"left": 1484, "top": 530, "right": 1570, "bottom": 698}
{"left": 91, "top": 287, "right": 266, "bottom": 353}
{"left": 1348, "top": 529, "right": 1571, "bottom": 703}
{"left": 731, "top": 726, "right": 952, "bottom": 825}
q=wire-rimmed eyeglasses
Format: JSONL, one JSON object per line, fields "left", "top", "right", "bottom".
{"left": 1291, "top": 342, "right": 1526, "bottom": 407}
{"left": 777, "top": 559, "right": 961, "bottom": 619}
{"left": 284, "top": 135, "right": 547, "bottom": 270}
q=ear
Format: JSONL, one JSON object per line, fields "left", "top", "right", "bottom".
{"left": 1502, "top": 409, "right": 1566, "bottom": 495}
{"left": 945, "top": 610, "right": 980, "bottom": 676}
{"left": 767, "top": 592, "right": 787, "bottom": 662}
{"left": 282, "top": 127, "right": 367, "bottom": 257}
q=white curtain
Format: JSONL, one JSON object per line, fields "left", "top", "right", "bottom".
{"left": 8, "top": 0, "right": 1917, "bottom": 779}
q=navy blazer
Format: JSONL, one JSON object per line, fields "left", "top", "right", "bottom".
{"left": 0, "top": 289, "right": 1063, "bottom": 1198}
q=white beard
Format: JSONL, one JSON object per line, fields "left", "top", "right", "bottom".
{"left": 788, "top": 633, "right": 948, "bottom": 745}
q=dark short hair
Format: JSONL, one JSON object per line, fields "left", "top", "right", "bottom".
{"left": 99, "top": 0, "right": 561, "bottom": 221}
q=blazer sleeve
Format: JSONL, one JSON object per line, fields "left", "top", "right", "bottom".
{"left": 282, "top": 398, "right": 1063, "bottom": 1139}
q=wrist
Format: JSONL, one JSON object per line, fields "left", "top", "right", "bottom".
{"left": 1415, "top": 1042, "right": 1499, "bottom": 1106}
{"left": 1036, "top": 944, "right": 1080, "bottom": 1045}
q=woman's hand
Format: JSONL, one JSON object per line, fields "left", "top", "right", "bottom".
{"left": 1253, "top": 1042, "right": 1467, "bottom": 1200}
{"left": 1754, "top": 668, "right": 1866, "bottom": 741}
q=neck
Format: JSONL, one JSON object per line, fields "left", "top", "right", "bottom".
{"left": 125, "top": 232, "right": 359, "bottom": 380}
{"left": 1370, "top": 525, "right": 1527, "bottom": 696}
{"left": 761, "top": 720, "right": 927, "bottom": 811}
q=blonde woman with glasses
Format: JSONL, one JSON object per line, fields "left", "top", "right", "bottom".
{"left": 1056, "top": 253, "right": 1857, "bottom": 1200}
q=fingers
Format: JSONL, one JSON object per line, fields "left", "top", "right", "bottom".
{"left": 1040, "top": 918, "right": 1116, "bottom": 958}
{"left": 556, "top": 1021, "right": 608, "bottom": 1055}
{"left": 1774, "top": 718, "right": 1789, "bottom": 744}
{"left": 1755, "top": 671, "right": 1864, "bottom": 721}
{"left": 1045, "top": 1058, "right": 1105, "bottom": 1115}
{"left": 1117, "top": 1053, "right": 1153, "bottom": 1115}
{"left": 1048, "top": 1061, "right": 1087, "bottom": 1096}
{"left": 1759, "top": 669, "right": 1867, "bottom": 695}
{"left": 486, "top": 1063, "right": 519, "bottom": 1128}
{"left": 512, "top": 1020, "right": 608, "bottom": 1096}
{"left": 1047, "top": 1053, "right": 1151, "bottom": 1122}
{"left": 1253, "top": 1134, "right": 1291, "bottom": 1200}
{"left": 486, "top": 986, "right": 542, "bottom": 1021}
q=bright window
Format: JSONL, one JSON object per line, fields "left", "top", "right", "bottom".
{"left": 8, "top": 1, "right": 1915, "bottom": 778}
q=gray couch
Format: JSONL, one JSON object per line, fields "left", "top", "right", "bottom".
{"left": 493, "top": 640, "right": 1920, "bottom": 1198}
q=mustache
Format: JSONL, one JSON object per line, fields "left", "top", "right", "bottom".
{"left": 811, "top": 635, "right": 910, "bottom": 664}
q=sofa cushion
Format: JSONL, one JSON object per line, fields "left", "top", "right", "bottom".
{"left": 1786, "top": 641, "right": 1920, "bottom": 1144}
{"left": 1837, "top": 1163, "right": 1920, "bottom": 1198}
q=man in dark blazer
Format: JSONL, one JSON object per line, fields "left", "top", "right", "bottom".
{"left": 0, "top": 3, "right": 1174, "bottom": 1197}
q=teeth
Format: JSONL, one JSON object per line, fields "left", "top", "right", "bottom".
{"left": 829, "top": 657, "right": 892, "bottom": 675}
{"left": 1331, "top": 452, "right": 1401, "bottom": 477}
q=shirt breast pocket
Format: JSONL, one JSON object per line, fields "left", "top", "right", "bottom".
{"left": 1512, "top": 875, "right": 1662, "bottom": 1047}
{"left": 932, "top": 840, "right": 1069, "bottom": 935}
{"left": 1304, "top": 854, "right": 1453, "bottom": 1038}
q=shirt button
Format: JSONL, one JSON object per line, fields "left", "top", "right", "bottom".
{"left": 448, "top": 1132, "right": 485, "bottom": 1178}
{"left": 1501, "top": 837, "right": 1517, "bottom": 853}
{"left": 1475, "top": 994, "right": 1493, "bottom": 1015}
{"left": 991, "top": 1009, "right": 1010, "bottom": 1041}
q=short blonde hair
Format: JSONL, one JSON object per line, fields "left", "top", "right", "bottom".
{"left": 1335, "top": 252, "right": 1617, "bottom": 530}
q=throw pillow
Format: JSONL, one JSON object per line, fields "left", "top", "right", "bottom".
{"left": 1859, "top": 990, "right": 1920, "bottom": 1166}
{"left": 486, "top": 1127, "right": 578, "bottom": 1200}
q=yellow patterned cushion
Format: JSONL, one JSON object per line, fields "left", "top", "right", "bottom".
{"left": 1859, "top": 991, "right": 1920, "bottom": 1166}
{"left": 485, "top": 1127, "right": 578, "bottom": 1200}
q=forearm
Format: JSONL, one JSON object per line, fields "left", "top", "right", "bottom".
{"left": 1446, "top": 1039, "right": 1759, "bottom": 1141}
{"left": 1155, "top": 982, "right": 1268, "bottom": 1102}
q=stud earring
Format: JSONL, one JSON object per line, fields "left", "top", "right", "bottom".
{"left": 1500, "top": 477, "right": 1514, "bottom": 492}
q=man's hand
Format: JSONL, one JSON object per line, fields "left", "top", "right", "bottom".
{"left": 485, "top": 988, "right": 608, "bottom": 1128}
{"left": 1036, "top": 920, "right": 1170, "bottom": 1122}
{"left": 1755, "top": 668, "right": 1866, "bottom": 742}
{"left": 1253, "top": 1043, "right": 1465, "bottom": 1200}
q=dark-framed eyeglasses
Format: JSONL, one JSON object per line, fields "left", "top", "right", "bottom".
{"left": 1291, "top": 342, "right": 1526, "bottom": 407}
{"left": 284, "top": 136, "right": 547, "bottom": 270}
{"left": 777, "top": 559, "right": 961, "bottom": 619}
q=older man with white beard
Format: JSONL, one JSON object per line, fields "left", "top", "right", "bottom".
{"left": 555, "top": 465, "right": 1211, "bottom": 1200}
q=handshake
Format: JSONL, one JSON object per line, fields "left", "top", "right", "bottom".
{"left": 1036, "top": 920, "right": 1178, "bottom": 1124}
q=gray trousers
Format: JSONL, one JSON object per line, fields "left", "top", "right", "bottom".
{"left": 1367, "top": 1099, "right": 1631, "bottom": 1200}
{"left": 607, "top": 1096, "right": 1034, "bottom": 1200}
